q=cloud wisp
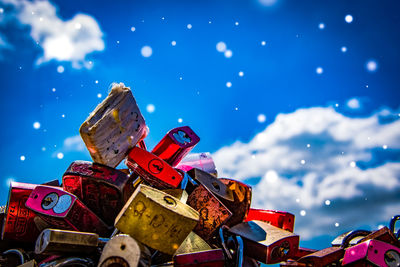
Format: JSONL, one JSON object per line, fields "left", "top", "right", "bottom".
{"left": 213, "top": 106, "right": 400, "bottom": 239}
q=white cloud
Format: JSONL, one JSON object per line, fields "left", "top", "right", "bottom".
{"left": 1, "top": 0, "right": 104, "bottom": 68}
{"left": 213, "top": 106, "right": 400, "bottom": 239}
{"left": 346, "top": 98, "right": 361, "bottom": 109}
{"left": 63, "top": 134, "right": 85, "bottom": 152}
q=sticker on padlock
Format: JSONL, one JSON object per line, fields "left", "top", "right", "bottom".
{"left": 228, "top": 220, "right": 299, "bottom": 264}
{"left": 245, "top": 209, "right": 295, "bottom": 232}
{"left": 35, "top": 229, "right": 108, "bottom": 255}
{"left": 1, "top": 182, "right": 41, "bottom": 243}
{"left": 25, "top": 185, "right": 110, "bottom": 236}
{"left": 152, "top": 126, "right": 200, "bottom": 167}
{"left": 187, "top": 168, "right": 234, "bottom": 202}
{"left": 297, "top": 246, "right": 344, "bottom": 266}
{"left": 176, "top": 152, "right": 218, "bottom": 177}
{"left": 187, "top": 183, "right": 232, "bottom": 243}
{"left": 115, "top": 184, "right": 199, "bottom": 255}
{"left": 62, "top": 160, "right": 135, "bottom": 225}
{"left": 97, "top": 234, "right": 140, "bottom": 267}
{"left": 174, "top": 249, "right": 225, "bottom": 267}
{"left": 80, "top": 82, "right": 147, "bottom": 168}
{"left": 218, "top": 178, "right": 252, "bottom": 227}
{"left": 126, "top": 146, "right": 183, "bottom": 189}
{"left": 342, "top": 239, "right": 400, "bottom": 266}
{"left": 174, "top": 232, "right": 211, "bottom": 255}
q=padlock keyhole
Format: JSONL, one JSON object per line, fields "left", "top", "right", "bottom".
{"left": 120, "top": 244, "right": 126, "bottom": 251}
{"left": 212, "top": 182, "right": 220, "bottom": 192}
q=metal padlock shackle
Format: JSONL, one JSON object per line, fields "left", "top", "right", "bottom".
{"left": 340, "top": 229, "right": 372, "bottom": 248}
{"left": 389, "top": 215, "right": 400, "bottom": 239}
{"left": 2, "top": 248, "right": 27, "bottom": 265}
{"left": 219, "top": 225, "right": 233, "bottom": 260}
{"left": 39, "top": 257, "right": 94, "bottom": 267}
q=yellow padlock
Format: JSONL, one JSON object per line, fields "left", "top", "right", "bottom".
{"left": 115, "top": 184, "right": 199, "bottom": 255}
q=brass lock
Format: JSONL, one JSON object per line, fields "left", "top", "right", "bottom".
{"left": 35, "top": 229, "right": 107, "bottom": 255}
{"left": 80, "top": 82, "right": 147, "bottom": 168}
{"left": 161, "top": 189, "right": 188, "bottom": 204}
{"left": 228, "top": 220, "right": 299, "bottom": 264}
{"left": 115, "top": 184, "right": 199, "bottom": 255}
{"left": 174, "top": 231, "right": 211, "bottom": 255}
{"left": 98, "top": 234, "right": 140, "bottom": 267}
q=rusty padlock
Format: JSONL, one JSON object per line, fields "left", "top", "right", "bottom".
{"left": 342, "top": 239, "right": 400, "bottom": 266}
{"left": 97, "top": 234, "right": 140, "bottom": 267}
{"left": 228, "top": 220, "right": 299, "bottom": 264}
{"left": 34, "top": 229, "right": 108, "bottom": 255}
{"left": 152, "top": 126, "right": 200, "bottom": 167}
{"left": 80, "top": 82, "right": 147, "bottom": 168}
{"left": 1, "top": 182, "right": 41, "bottom": 243}
{"left": 25, "top": 185, "right": 110, "bottom": 236}
{"left": 62, "top": 160, "right": 135, "bottom": 225}
{"left": 297, "top": 246, "right": 344, "bottom": 267}
{"left": 359, "top": 226, "right": 400, "bottom": 247}
{"left": 218, "top": 178, "right": 252, "bottom": 227}
{"left": 174, "top": 249, "right": 225, "bottom": 267}
{"left": 126, "top": 146, "right": 184, "bottom": 189}
{"left": 176, "top": 152, "right": 218, "bottom": 177}
{"left": 245, "top": 209, "right": 295, "bottom": 232}
{"left": 115, "top": 184, "right": 199, "bottom": 255}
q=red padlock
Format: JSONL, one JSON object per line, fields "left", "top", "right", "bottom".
{"left": 245, "top": 209, "right": 295, "bottom": 232}
{"left": 25, "top": 185, "right": 110, "bottom": 236}
{"left": 1, "top": 182, "right": 41, "bottom": 243}
{"left": 152, "top": 126, "right": 200, "bottom": 167}
{"left": 62, "top": 161, "right": 135, "bottom": 225}
{"left": 126, "top": 146, "right": 183, "bottom": 189}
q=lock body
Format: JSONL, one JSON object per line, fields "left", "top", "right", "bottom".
{"left": 342, "top": 239, "right": 400, "bottom": 266}
{"left": 246, "top": 209, "right": 295, "bottom": 232}
{"left": 98, "top": 234, "right": 140, "bottom": 267}
{"left": 358, "top": 227, "right": 400, "bottom": 247}
{"left": 80, "top": 83, "right": 147, "bottom": 168}
{"left": 176, "top": 152, "right": 218, "bottom": 177}
{"left": 115, "top": 184, "right": 199, "bottom": 255}
{"left": 62, "top": 160, "right": 134, "bottom": 225}
{"left": 187, "top": 184, "right": 232, "bottom": 243}
{"left": 174, "top": 249, "right": 225, "bottom": 267}
{"left": 2, "top": 182, "right": 41, "bottom": 242}
{"left": 25, "top": 185, "right": 110, "bottom": 236}
{"left": 175, "top": 232, "right": 211, "bottom": 255}
{"left": 229, "top": 220, "right": 299, "bottom": 264}
{"left": 126, "top": 146, "right": 183, "bottom": 189}
{"left": 297, "top": 246, "right": 344, "bottom": 266}
{"left": 152, "top": 126, "right": 200, "bottom": 167}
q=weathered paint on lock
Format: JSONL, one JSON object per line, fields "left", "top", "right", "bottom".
{"left": 245, "top": 209, "right": 295, "bottom": 232}
{"left": 35, "top": 229, "right": 102, "bottom": 255}
{"left": 187, "top": 184, "right": 232, "bottom": 242}
{"left": 152, "top": 126, "right": 200, "bottom": 167}
{"left": 342, "top": 239, "right": 400, "bottom": 266}
{"left": 62, "top": 161, "right": 134, "bottom": 225}
{"left": 297, "top": 247, "right": 344, "bottom": 266}
{"left": 25, "top": 185, "right": 110, "bottom": 236}
{"left": 174, "top": 249, "right": 225, "bottom": 267}
{"left": 2, "top": 182, "right": 41, "bottom": 243}
{"left": 176, "top": 152, "right": 218, "bottom": 177}
{"left": 80, "top": 83, "right": 147, "bottom": 168}
{"left": 229, "top": 220, "right": 299, "bottom": 264}
{"left": 219, "top": 178, "right": 252, "bottom": 227}
{"left": 115, "top": 184, "right": 199, "bottom": 255}
{"left": 174, "top": 232, "right": 211, "bottom": 255}
{"left": 126, "top": 146, "right": 183, "bottom": 189}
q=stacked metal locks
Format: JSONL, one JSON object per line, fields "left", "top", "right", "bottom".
{"left": 1, "top": 82, "right": 397, "bottom": 266}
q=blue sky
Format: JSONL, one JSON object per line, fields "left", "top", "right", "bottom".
{"left": 0, "top": 0, "right": 399, "bottom": 252}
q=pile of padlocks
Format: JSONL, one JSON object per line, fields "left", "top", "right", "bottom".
{"left": 1, "top": 83, "right": 399, "bottom": 267}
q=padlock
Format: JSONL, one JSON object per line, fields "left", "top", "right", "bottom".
{"left": 126, "top": 146, "right": 183, "bottom": 189}
{"left": 176, "top": 152, "right": 218, "bottom": 177}
{"left": 331, "top": 230, "right": 371, "bottom": 248}
{"left": 245, "top": 209, "right": 295, "bottom": 232}
{"left": 187, "top": 168, "right": 234, "bottom": 202}
{"left": 174, "top": 232, "right": 211, "bottom": 255}
{"left": 342, "top": 239, "right": 400, "bottom": 266}
{"left": 62, "top": 160, "right": 135, "bottom": 225}
{"left": 34, "top": 229, "right": 108, "bottom": 255}
{"left": 218, "top": 178, "right": 252, "bottom": 227}
{"left": 115, "top": 184, "right": 199, "bottom": 255}
{"left": 97, "top": 234, "right": 140, "bottom": 267}
{"left": 358, "top": 226, "right": 400, "bottom": 247}
{"left": 186, "top": 183, "right": 232, "bottom": 243}
{"left": 162, "top": 189, "right": 188, "bottom": 204}
{"left": 1, "top": 182, "right": 41, "bottom": 243}
{"left": 39, "top": 256, "right": 94, "bottom": 267}
{"left": 152, "top": 126, "right": 200, "bottom": 167}
{"left": 17, "top": 259, "right": 37, "bottom": 267}
{"left": 297, "top": 246, "right": 344, "bottom": 266}
{"left": 291, "top": 247, "right": 318, "bottom": 260}
{"left": 79, "top": 82, "right": 147, "bottom": 168}
{"left": 25, "top": 185, "right": 110, "bottom": 236}
{"left": 173, "top": 249, "right": 225, "bottom": 267}
{"left": 228, "top": 220, "right": 299, "bottom": 264}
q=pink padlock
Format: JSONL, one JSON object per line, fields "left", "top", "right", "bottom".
{"left": 342, "top": 239, "right": 400, "bottom": 266}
